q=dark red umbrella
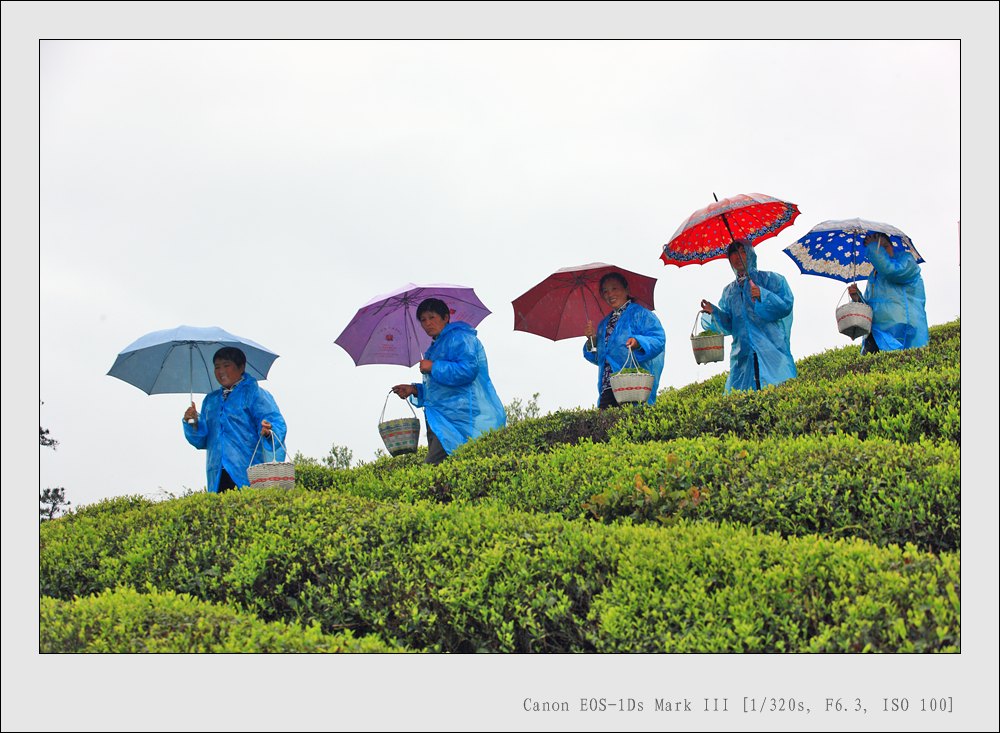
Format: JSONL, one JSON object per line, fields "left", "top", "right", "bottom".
{"left": 661, "top": 192, "right": 801, "bottom": 267}
{"left": 512, "top": 262, "right": 657, "bottom": 341}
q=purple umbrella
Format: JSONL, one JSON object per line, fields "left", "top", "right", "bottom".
{"left": 335, "top": 283, "right": 492, "bottom": 367}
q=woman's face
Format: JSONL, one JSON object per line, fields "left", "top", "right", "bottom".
{"left": 600, "top": 280, "right": 629, "bottom": 309}
{"left": 214, "top": 359, "right": 245, "bottom": 388}
{"left": 419, "top": 311, "right": 449, "bottom": 338}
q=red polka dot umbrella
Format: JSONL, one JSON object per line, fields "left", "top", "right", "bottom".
{"left": 661, "top": 193, "right": 801, "bottom": 267}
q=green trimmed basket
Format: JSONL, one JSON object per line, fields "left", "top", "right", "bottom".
{"left": 691, "top": 311, "right": 724, "bottom": 365}
{"left": 378, "top": 390, "right": 421, "bottom": 456}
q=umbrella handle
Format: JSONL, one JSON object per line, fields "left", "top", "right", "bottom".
{"left": 381, "top": 389, "right": 418, "bottom": 423}
{"left": 186, "top": 346, "right": 196, "bottom": 423}
{"left": 581, "top": 300, "right": 598, "bottom": 351}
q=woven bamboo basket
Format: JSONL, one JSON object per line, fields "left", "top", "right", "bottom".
{"left": 836, "top": 286, "right": 873, "bottom": 340}
{"left": 690, "top": 312, "right": 724, "bottom": 364}
{"left": 379, "top": 390, "right": 421, "bottom": 456}
{"left": 247, "top": 432, "right": 295, "bottom": 490}
{"left": 609, "top": 347, "right": 654, "bottom": 404}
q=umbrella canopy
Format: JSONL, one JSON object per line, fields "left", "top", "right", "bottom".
{"left": 512, "top": 263, "right": 657, "bottom": 341}
{"left": 107, "top": 325, "right": 279, "bottom": 397}
{"left": 782, "top": 218, "right": 925, "bottom": 283}
{"left": 661, "top": 193, "right": 801, "bottom": 266}
{"left": 335, "top": 283, "right": 492, "bottom": 367}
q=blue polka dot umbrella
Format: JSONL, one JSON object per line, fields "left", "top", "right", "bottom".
{"left": 782, "top": 218, "right": 925, "bottom": 283}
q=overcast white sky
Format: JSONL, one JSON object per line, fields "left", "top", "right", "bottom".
{"left": 5, "top": 2, "right": 999, "bottom": 731}
{"left": 37, "top": 38, "right": 965, "bottom": 505}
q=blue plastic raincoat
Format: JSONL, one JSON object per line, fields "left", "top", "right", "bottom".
{"left": 701, "top": 241, "right": 796, "bottom": 392}
{"left": 582, "top": 300, "right": 666, "bottom": 406}
{"left": 182, "top": 374, "right": 287, "bottom": 492}
{"left": 408, "top": 321, "right": 506, "bottom": 455}
{"left": 858, "top": 241, "right": 928, "bottom": 353}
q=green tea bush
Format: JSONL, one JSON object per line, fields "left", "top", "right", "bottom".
{"left": 612, "top": 368, "right": 959, "bottom": 446}
{"left": 39, "top": 493, "right": 960, "bottom": 653}
{"left": 292, "top": 321, "right": 959, "bottom": 472}
{"left": 448, "top": 332, "right": 959, "bottom": 461}
{"left": 589, "top": 522, "right": 960, "bottom": 653}
{"left": 794, "top": 319, "right": 959, "bottom": 382}
{"left": 451, "top": 406, "right": 627, "bottom": 460}
{"left": 295, "top": 450, "right": 428, "bottom": 492}
{"left": 40, "top": 587, "right": 406, "bottom": 653}
{"left": 318, "top": 435, "right": 959, "bottom": 552}
{"left": 69, "top": 494, "right": 156, "bottom": 519}
{"left": 39, "top": 320, "right": 960, "bottom": 654}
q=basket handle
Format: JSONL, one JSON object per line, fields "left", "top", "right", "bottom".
{"left": 381, "top": 388, "right": 418, "bottom": 423}
{"left": 838, "top": 284, "right": 865, "bottom": 308}
{"left": 692, "top": 311, "right": 716, "bottom": 338}
{"left": 613, "top": 345, "right": 643, "bottom": 375}
{"left": 251, "top": 428, "right": 287, "bottom": 465}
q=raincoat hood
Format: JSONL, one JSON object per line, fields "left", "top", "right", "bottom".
{"left": 860, "top": 240, "right": 928, "bottom": 352}
{"left": 702, "top": 249, "right": 797, "bottom": 393}
{"left": 730, "top": 240, "right": 759, "bottom": 282}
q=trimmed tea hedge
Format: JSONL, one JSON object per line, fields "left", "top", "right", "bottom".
{"left": 589, "top": 521, "right": 960, "bottom": 653}
{"left": 452, "top": 321, "right": 961, "bottom": 460}
{"left": 295, "top": 450, "right": 428, "bottom": 492}
{"left": 292, "top": 435, "right": 959, "bottom": 552}
{"left": 794, "top": 319, "right": 959, "bottom": 382}
{"left": 451, "top": 405, "right": 626, "bottom": 461}
{"left": 41, "top": 320, "right": 960, "bottom": 654}
{"left": 40, "top": 587, "right": 406, "bottom": 653}
{"left": 611, "top": 367, "right": 959, "bottom": 446}
{"left": 40, "top": 492, "right": 960, "bottom": 653}
{"left": 446, "top": 367, "right": 958, "bottom": 461}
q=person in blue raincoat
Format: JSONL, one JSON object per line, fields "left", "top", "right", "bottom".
{"left": 699, "top": 239, "right": 796, "bottom": 392}
{"left": 391, "top": 298, "right": 506, "bottom": 464}
{"left": 182, "top": 346, "right": 287, "bottom": 493}
{"left": 582, "top": 272, "right": 666, "bottom": 408}
{"left": 847, "top": 231, "right": 928, "bottom": 355}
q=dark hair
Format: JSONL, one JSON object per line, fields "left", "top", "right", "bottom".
{"left": 599, "top": 272, "right": 628, "bottom": 292}
{"left": 416, "top": 298, "right": 450, "bottom": 320}
{"left": 727, "top": 239, "right": 751, "bottom": 256}
{"left": 213, "top": 346, "right": 246, "bottom": 369}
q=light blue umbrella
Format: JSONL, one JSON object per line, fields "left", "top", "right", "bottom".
{"left": 107, "top": 326, "right": 279, "bottom": 405}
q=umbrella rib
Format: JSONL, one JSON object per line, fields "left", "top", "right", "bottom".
{"left": 431, "top": 293, "right": 490, "bottom": 311}
{"left": 194, "top": 344, "right": 213, "bottom": 394}
{"left": 152, "top": 345, "right": 178, "bottom": 393}
{"left": 581, "top": 286, "right": 606, "bottom": 326}
{"left": 402, "top": 303, "right": 421, "bottom": 365}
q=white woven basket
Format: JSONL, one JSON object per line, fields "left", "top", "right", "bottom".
{"left": 247, "top": 432, "right": 295, "bottom": 490}
{"left": 836, "top": 287, "right": 873, "bottom": 340}
{"left": 378, "top": 390, "right": 421, "bottom": 456}
{"left": 609, "top": 347, "right": 654, "bottom": 404}
{"left": 690, "top": 312, "right": 724, "bottom": 364}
